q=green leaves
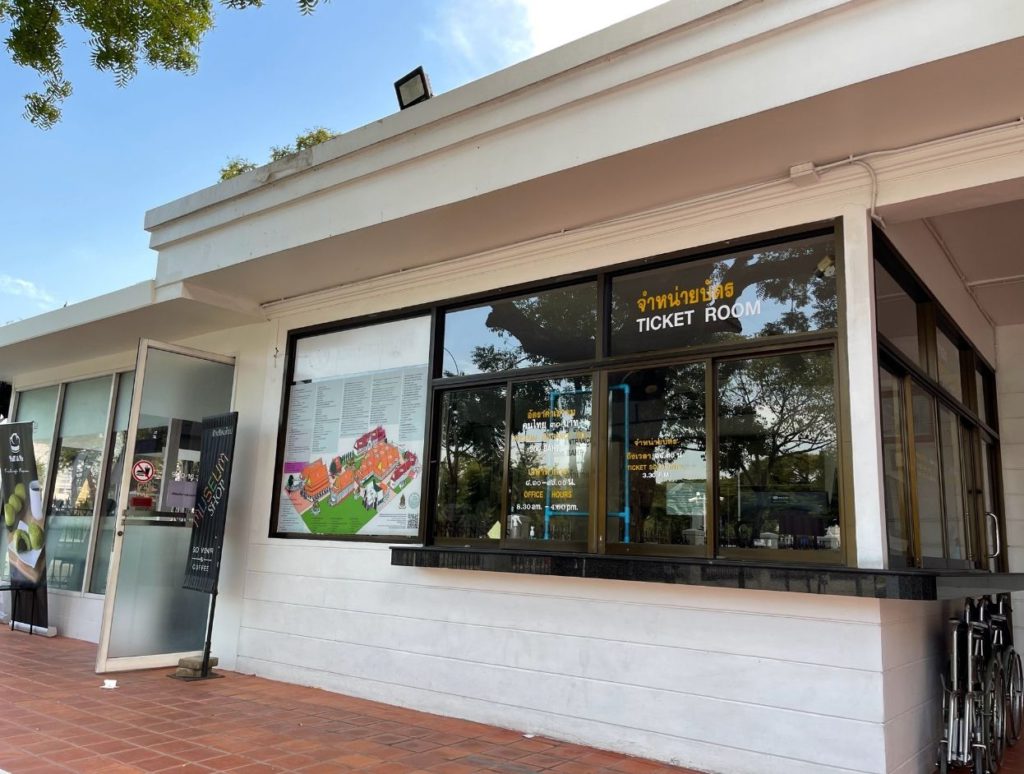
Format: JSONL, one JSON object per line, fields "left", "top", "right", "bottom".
{"left": 4, "top": 0, "right": 329, "bottom": 128}
{"left": 219, "top": 126, "right": 337, "bottom": 181}
{"left": 219, "top": 156, "right": 256, "bottom": 181}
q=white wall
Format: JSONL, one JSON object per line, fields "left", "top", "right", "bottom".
{"left": 238, "top": 544, "right": 889, "bottom": 773}
{"left": 879, "top": 600, "right": 950, "bottom": 774}
{"left": 996, "top": 324, "right": 1024, "bottom": 647}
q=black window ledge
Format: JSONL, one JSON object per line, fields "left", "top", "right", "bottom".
{"left": 390, "top": 546, "right": 1024, "bottom": 601}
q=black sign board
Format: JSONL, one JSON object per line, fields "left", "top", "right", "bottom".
{"left": 0, "top": 421, "right": 47, "bottom": 630}
{"left": 183, "top": 412, "right": 238, "bottom": 594}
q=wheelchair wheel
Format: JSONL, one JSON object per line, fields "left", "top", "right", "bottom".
{"left": 1005, "top": 648, "right": 1024, "bottom": 745}
{"left": 984, "top": 654, "right": 1007, "bottom": 772}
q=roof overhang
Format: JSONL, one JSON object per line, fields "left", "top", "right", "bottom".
{"left": 0, "top": 282, "right": 264, "bottom": 382}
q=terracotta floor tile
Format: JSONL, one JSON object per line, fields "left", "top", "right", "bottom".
{"left": 424, "top": 762, "right": 482, "bottom": 774}
{"left": 193, "top": 753, "right": 254, "bottom": 770}
{"left": 266, "top": 752, "right": 319, "bottom": 769}
{"left": 0, "top": 630, "right": 713, "bottom": 774}
{"left": 516, "top": 752, "right": 567, "bottom": 769}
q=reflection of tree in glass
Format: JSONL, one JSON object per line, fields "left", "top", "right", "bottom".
{"left": 717, "top": 352, "right": 837, "bottom": 548}
{"left": 611, "top": 239, "right": 836, "bottom": 349}
{"left": 57, "top": 441, "right": 101, "bottom": 516}
{"left": 610, "top": 365, "right": 704, "bottom": 544}
{"left": 436, "top": 387, "right": 506, "bottom": 539}
{"left": 466, "top": 286, "right": 596, "bottom": 374}
{"left": 507, "top": 381, "right": 591, "bottom": 541}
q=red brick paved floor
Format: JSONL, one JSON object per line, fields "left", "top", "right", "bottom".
{"left": 0, "top": 629, "right": 702, "bottom": 774}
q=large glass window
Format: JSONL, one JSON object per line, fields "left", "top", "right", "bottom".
{"left": 443, "top": 283, "right": 597, "bottom": 376}
{"left": 874, "top": 263, "right": 920, "bottom": 366}
{"left": 938, "top": 406, "right": 968, "bottom": 562}
{"left": 911, "top": 386, "right": 944, "bottom": 561}
{"left": 935, "top": 329, "right": 964, "bottom": 402}
{"left": 607, "top": 363, "right": 706, "bottom": 548}
{"left": 610, "top": 235, "right": 836, "bottom": 356}
{"left": 14, "top": 385, "right": 59, "bottom": 492}
{"left": 45, "top": 376, "right": 113, "bottom": 591}
{"left": 274, "top": 316, "right": 430, "bottom": 539}
{"left": 879, "top": 366, "right": 912, "bottom": 567}
{"left": 875, "top": 231, "right": 1002, "bottom": 571}
{"left": 507, "top": 377, "right": 592, "bottom": 544}
{"left": 435, "top": 385, "right": 506, "bottom": 541}
{"left": 273, "top": 227, "right": 846, "bottom": 562}
{"left": 89, "top": 372, "right": 134, "bottom": 595}
{"left": 717, "top": 351, "right": 840, "bottom": 555}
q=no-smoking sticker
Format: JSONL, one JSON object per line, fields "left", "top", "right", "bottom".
{"left": 132, "top": 459, "right": 155, "bottom": 483}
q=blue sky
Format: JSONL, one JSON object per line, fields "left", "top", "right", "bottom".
{"left": 0, "top": 0, "right": 664, "bottom": 326}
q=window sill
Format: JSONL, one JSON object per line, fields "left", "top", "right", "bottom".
{"left": 390, "top": 546, "right": 1024, "bottom": 600}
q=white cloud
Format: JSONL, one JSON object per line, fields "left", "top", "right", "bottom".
{"left": 0, "top": 274, "right": 57, "bottom": 311}
{"left": 516, "top": 0, "right": 669, "bottom": 55}
{"left": 430, "top": 0, "right": 668, "bottom": 81}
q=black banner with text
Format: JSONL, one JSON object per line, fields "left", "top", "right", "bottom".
{"left": 183, "top": 413, "right": 238, "bottom": 594}
{"left": 1, "top": 421, "right": 47, "bottom": 628}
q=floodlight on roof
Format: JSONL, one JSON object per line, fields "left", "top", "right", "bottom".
{"left": 394, "top": 66, "right": 432, "bottom": 110}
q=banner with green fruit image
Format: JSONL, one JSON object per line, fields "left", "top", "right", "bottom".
{"left": 1, "top": 421, "right": 47, "bottom": 631}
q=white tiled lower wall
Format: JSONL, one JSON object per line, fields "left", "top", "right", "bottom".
{"left": 45, "top": 591, "right": 103, "bottom": 643}
{"left": 235, "top": 540, "right": 901, "bottom": 774}
{"left": 880, "top": 600, "right": 952, "bottom": 774}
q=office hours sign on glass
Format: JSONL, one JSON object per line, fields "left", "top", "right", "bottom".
{"left": 277, "top": 317, "right": 430, "bottom": 538}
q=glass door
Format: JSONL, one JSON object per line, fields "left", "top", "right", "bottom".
{"left": 980, "top": 437, "right": 1002, "bottom": 573}
{"left": 96, "top": 340, "right": 235, "bottom": 673}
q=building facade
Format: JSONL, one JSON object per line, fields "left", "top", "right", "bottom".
{"left": 3, "top": 2, "right": 1024, "bottom": 772}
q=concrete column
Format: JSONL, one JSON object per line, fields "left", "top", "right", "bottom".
{"left": 842, "top": 207, "right": 888, "bottom": 568}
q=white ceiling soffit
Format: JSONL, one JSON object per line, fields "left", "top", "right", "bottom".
{"left": 894, "top": 200, "right": 1024, "bottom": 327}
{"left": 0, "top": 283, "right": 264, "bottom": 381}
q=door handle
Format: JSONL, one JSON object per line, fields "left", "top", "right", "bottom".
{"left": 986, "top": 511, "right": 1001, "bottom": 559}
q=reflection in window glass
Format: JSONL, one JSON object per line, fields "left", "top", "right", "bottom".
{"left": 879, "top": 368, "right": 911, "bottom": 566}
{"left": 14, "top": 385, "right": 59, "bottom": 493}
{"left": 935, "top": 329, "right": 963, "bottom": 402}
{"left": 607, "top": 364, "right": 705, "bottom": 547}
{"left": 717, "top": 351, "right": 840, "bottom": 553}
{"left": 938, "top": 406, "right": 967, "bottom": 561}
{"left": 508, "top": 377, "right": 591, "bottom": 543}
{"left": 90, "top": 372, "right": 134, "bottom": 594}
{"left": 912, "top": 386, "right": 944, "bottom": 560}
{"left": 611, "top": 235, "right": 836, "bottom": 356}
{"left": 46, "top": 377, "right": 112, "bottom": 591}
{"left": 443, "top": 284, "right": 597, "bottom": 376}
{"left": 976, "top": 368, "right": 991, "bottom": 427}
{"left": 435, "top": 386, "right": 506, "bottom": 540}
{"left": 874, "top": 264, "right": 920, "bottom": 366}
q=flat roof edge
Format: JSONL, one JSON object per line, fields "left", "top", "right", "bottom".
{"left": 143, "top": 0, "right": 746, "bottom": 231}
{"left": 0, "top": 281, "right": 157, "bottom": 349}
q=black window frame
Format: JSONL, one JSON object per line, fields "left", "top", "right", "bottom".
{"left": 873, "top": 228, "right": 1005, "bottom": 571}
{"left": 269, "top": 221, "right": 851, "bottom": 566}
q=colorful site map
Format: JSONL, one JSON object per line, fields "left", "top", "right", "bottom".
{"left": 283, "top": 425, "right": 420, "bottom": 535}
{"left": 278, "top": 362, "right": 428, "bottom": 537}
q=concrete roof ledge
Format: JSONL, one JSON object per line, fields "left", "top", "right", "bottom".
{"left": 143, "top": 0, "right": 749, "bottom": 231}
{"left": 0, "top": 281, "right": 157, "bottom": 349}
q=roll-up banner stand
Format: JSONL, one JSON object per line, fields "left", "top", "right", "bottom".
{"left": 1, "top": 421, "right": 52, "bottom": 635}
{"left": 181, "top": 412, "right": 238, "bottom": 678}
